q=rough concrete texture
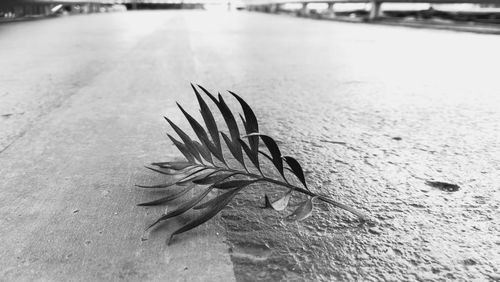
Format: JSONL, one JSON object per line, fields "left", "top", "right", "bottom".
{"left": 1, "top": 10, "right": 499, "bottom": 281}
{"left": 0, "top": 13, "right": 236, "bottom": 281}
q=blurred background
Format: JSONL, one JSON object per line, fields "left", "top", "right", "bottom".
{"left": 3, "top": 0, "right": 500, "bottom": 26}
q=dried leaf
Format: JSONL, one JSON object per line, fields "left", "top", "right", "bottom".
{"left": 266, "top": 189, "right": 292, "bottom": 211}
{"left": 283, "top": 156, "right": 308, "bottom": 190}
{"left": 288, "top": 197, "right": 316, "bottom": 221}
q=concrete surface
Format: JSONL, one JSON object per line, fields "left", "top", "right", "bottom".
{"left": 1, "top": 10, "right": 499, "bottom": 281}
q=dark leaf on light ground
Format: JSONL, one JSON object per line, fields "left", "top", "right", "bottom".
{"left": 147, "top": 185, "right": 213, "bottom": 230}
{"left": 213, "top": 179, "right": 257, "bottom": 190}
{"left": 178, "top": 103, "right": 224, "bottom": 164}
{"left": 164, "top": 117, "right": 202, "bottom": 163}
{"left": 169, "top": 187, "right": 244, "bottom": 244}
{"left": 193, "top": 172, "right": 239, "bottom": 185}
{"left": 239, "top": 113, "right": 247, "bottom": 131}
{"left": 135, "top": 183, "right": 177, "bottom": 189}
{"left": 266, "top": 189, "right": 292, "bottom": 211}
{"left": 192, "top": 84, "right": 224, "bottom": 161}
{"left": 217, "top": 93, "right": 241, "bottom": 147}
{"left": 137, "top": 167, "right": 208, "bottom": 188}
{"left": 197, "top": 84, "right": 220, "bottom": 106}
{"left": 194, "top": 180, "right": 253, "bottom": 210}
{"left": 283, "top": 156, "right": 308, "bottom": 190}
{"left": 229, "top": 91, "right": 259, "bottom": 154}
{"left": 176, "top": 168, "right": 216, "bottom": 185}
{"left": 193, "top": 140, "right": 213, "bottom": 164}
{"left": 144, "top": 165, "right": 178, "bottom": 176}
{"left": 146, "top": 167, "right": 196, "bottom": 176}
{"left": 140, "top": 84, "right": 370, "bottom": 244}
{"left": 169, "top": 167, "right": 207, "bottom": 182}
{"left": 167, "top": 134, "right": 195, "bottom": 163}
{"left": 425, "top": 180, "right": 460, "bottom": 192}
{"left": 147, "top": 164, "right": 200, "bottom": 176}
{"left": 137, "top": 183, "right": 197, "bottom": 206}
{"left": 151, "top": 162, "right": 193, "bottom": 170}
{"left": 239, "top": 139, "right": 260, "bottom": 172}
{"left": 288, "top": 196, "right": 316, "bottom": 221}
{"left": 221, "top": 132, "right": 246, "bottom": 169}
{"left": 259, "top": 150, "right": 273, "bottom": 164}
{"left": 247, "top": 134, "right": 285, "bottom": 179}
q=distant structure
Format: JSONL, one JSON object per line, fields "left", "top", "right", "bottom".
{"left": 244, "top": 0, "right": 500, "bottom": 20}
{"left": 1, "top": 0, "right": 499, "bottom": 22}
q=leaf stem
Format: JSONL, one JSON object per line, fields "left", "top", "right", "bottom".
{"left": 199, "top": 164, "right": 368, "bottom": 221}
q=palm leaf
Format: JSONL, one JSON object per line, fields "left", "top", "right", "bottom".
{"left": 147, "top": 184, "right": 213, "bottom": 230}
{"left": 229, "top": 91, "right": 259, "bottom": 155}
{"left": 168, "top": 186, "right": 244, "bottom": 244}
{"left": 221, "top": 132, "right": 246, "bottom": 170}
{"left": 194, "top": 179, "right": 255, "bottom": 210}
{"left": 139, "top": 84, "right": 369, "bottom": 244}
{"left": 247, "top": 134, "right": 285, "bottom": 180}
{"left": 283, "top": 156, "right": 309, "bottom": 191}
{"left": 167, "top": 134, "right": 195, "bottom": 163}
{"left": 151, "top": 162, "right": 193, "bottom": 170}
{"left": 192, "top": 84, "right": 224, "bottom": 162}
{"left": 176, "top": 168, "right": 217, "bottom": 185}
{"left": 193, "top": 141, "right": 213, "bottom": 164}
{"left": 136, "top": 167, "right": 208, "bottom": 188}
{"left": 217, "top": 94, "right": 241, "bottom": 143}
{"left": 239, "top": 139, "right": 261, "bottom": 173}
{"left": 193, "top": 172, "right": 239, "bottom": 185}
{"left": 213, "top": 179, "right": 258, "bottom": 190}
{"left": 177, "top": 103, "right": 224, "bottom": 164}
{"left": 137, "top": 183, "right": 197, "bottom": 206}
{"left": 164, "top": 118, "right": 202, "bottom": 163}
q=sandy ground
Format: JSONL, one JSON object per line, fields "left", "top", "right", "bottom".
{"left": 0, "top": 10, "right": 499, "bottom": 281}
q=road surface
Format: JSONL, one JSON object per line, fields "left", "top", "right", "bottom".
{"left": 0, "top": 10, "right": 499, "bottom": 281}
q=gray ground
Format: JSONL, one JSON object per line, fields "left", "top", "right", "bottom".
{"left": 0, "top": 11, "right": 499, "bottom": 281}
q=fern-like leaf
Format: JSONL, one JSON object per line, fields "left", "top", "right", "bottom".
{"left": 137, "top": 84, "right": 369, "bottom": 244}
